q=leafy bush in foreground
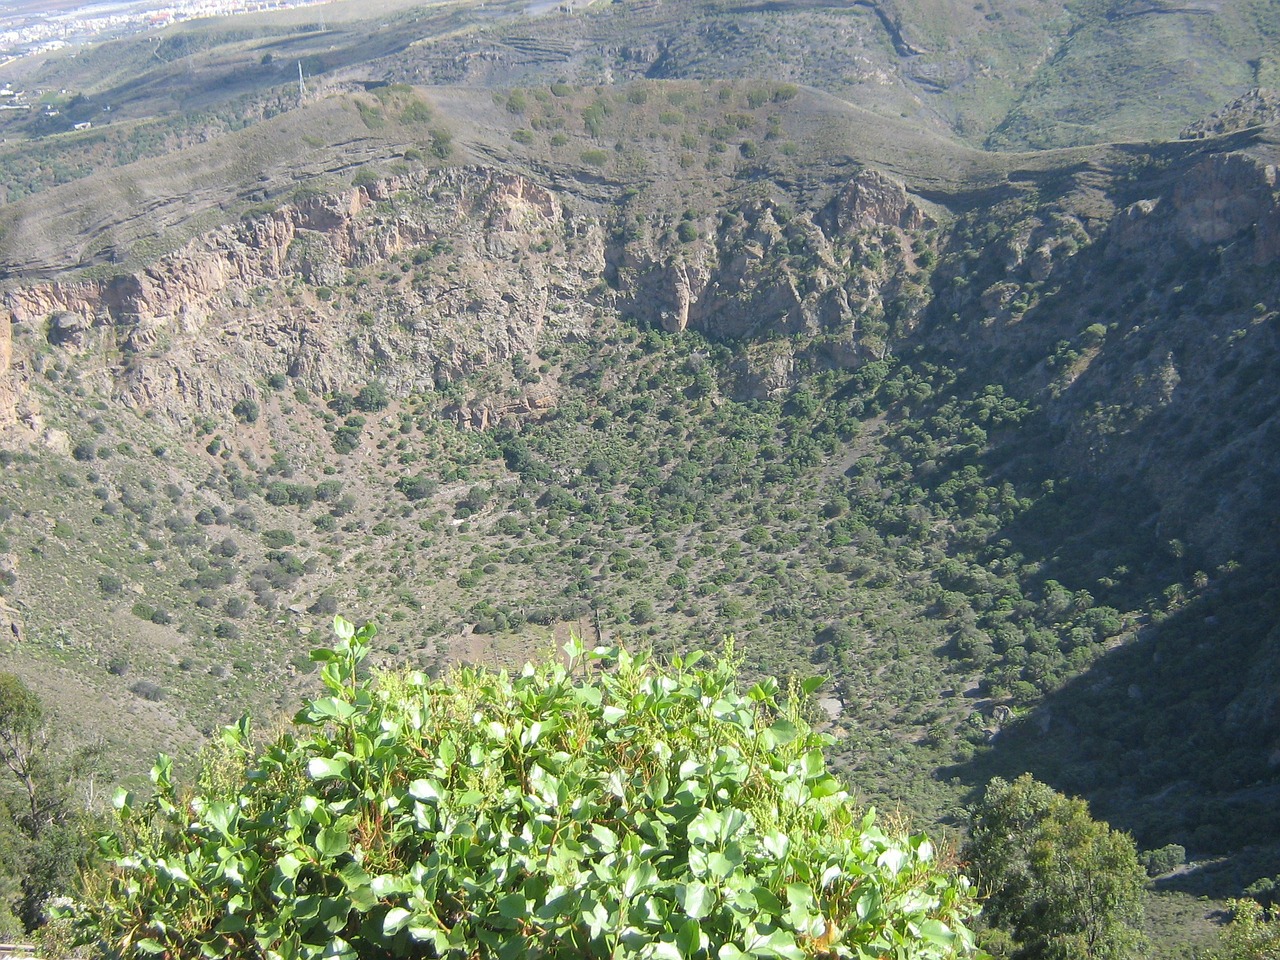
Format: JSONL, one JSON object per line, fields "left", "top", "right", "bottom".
{"left": 71, "top": 619, "right": 979, "bottom": 960}
{"left": 1210, "top": 898, "right": 1280, "bottom": 960}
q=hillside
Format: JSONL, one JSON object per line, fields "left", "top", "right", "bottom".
{"left": 0, "top": 0, "right": 1278, "bottom": 954}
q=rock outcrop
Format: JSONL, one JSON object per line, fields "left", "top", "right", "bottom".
{"left": 0, "top": 167, "right": 605, "bottom": 425}
{"left": 612, "top": 170, "right": 933, "bottom": 354}
{"left": 1, "top": 164, "right": 940, "bottom": 426}
{"left": 1108, "top": 153, "right": 1280, "bottom": 263}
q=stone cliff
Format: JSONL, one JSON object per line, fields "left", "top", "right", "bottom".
{"left": 2, "top": 136, "right": 1277, "bottom": 509}
{"left": 916, "top": 138, "right": 1280, "bottom": 565}
{"left": 0, "top": 165, "right": 935, "bottom": 426}
{"left": 0, "top": 168, "right": 606, "bottom": 426}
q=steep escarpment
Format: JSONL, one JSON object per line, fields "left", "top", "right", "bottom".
{"left": 2, "top": 167, "right": 609, "bottom": 426}
{"left": 2, "top": 162, "right": 942, "bottom": 428}
{"left": 5, "top": 132, "right": 1279, "bottom": 509}
{"left": 913, "top": 136, "right": 1280, "bottom": 567}
{"left": 612, "top": 169, "right": 931, "bottom": 346}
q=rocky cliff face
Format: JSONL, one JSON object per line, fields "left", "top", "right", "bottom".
{"left": 918, "top": 140, "right": 1280, "bottom": 566}
{"left": 1074, "top": 156, "right": 1280, "bottom": 563}
{"left": 608, "top": 168, "right": 933, "bottom": 400}
{"left": 0, "top": 167, "right": 609, "bottom": 426}
{"left": 3, "top": 140, "right": 1278, "bottom": 552}
{"left": 1, "top": 165, "right": 935, "bottom": 425}
{"left": 1108, "top": 152, "right": 1280, "bottom": 262}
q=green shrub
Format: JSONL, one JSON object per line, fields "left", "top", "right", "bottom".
{"left": 71, "top": 621, "right": 979, "bottom": 960}
{"left": 333, "top": 425, "right": 363, "bottom": 454}
{"left": 262, "top": 529, "right": 297, "bottom": 549}
{"left": 355, "top": 382, "right": 389, "bottom": 413}
{"left": 965, "top": 775, "right": 1147, "bottom": 959}
{"left": 232, "top": 399, "right": 260, "bottom": 424}
{"left": 1212, "top": 899, "right": 1280, "bottom": 960}
{"left": 395, "top": 473, "right": 438, "bottom": 501}
{"left": 128, "top": 680, "right": 165, "bottom": 702}
{"left": 1140, "top": 843, "right": 1185, "bottom": 877}
{"left": 429, "top": 128, "right": 453, "bottom": 159}
{"left": 400, "top": 99, "right": 432, "bottom": 125}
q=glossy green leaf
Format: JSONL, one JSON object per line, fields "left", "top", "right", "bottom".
{"left": 688, "top": 808, "right": 722, "bottom": 846}
{"left": 590, "top": 822, "right": 619, "bottom": 852}
{"left": 602, "top": 704, "right": 627, "bottom": 724}
{"left": 382, "top": 907, "right": 411, "bottom": 936}
{"left": 409, "top": 779, "right": 441, "bottom": 801}
{"left": 574, "top": 685, "right": 602, "bottom": 708}
{"left": 877, "top": 847, "right": 906, "bottom": 876}
{"left": 681, "top": 881, "right": 715, "bottom": 920}
{"left": 203, "top": 800, "right": 237, "bottom": 836}
{"left": 918, "top": 919, "right": 955, "bottom": 947}
{"left": 800, "top": 749, "right": 824, "bottom": 781}
{"left": 307, "top": 697, "right": 358, "bottom": 720}
{"left": 308, "top": 756, "right": 349, "bottom": 781}
{"left": 800, "top": 676, "right": 827, "bottom": 696}
{"left": 496, "top": 892, "right": 528, "bottom": 920}
{"left": 675, "top": 916, "right": 706, "bottom": 960}
{"left": 216, "top": 913, "right": 246, "bottom": 934}
{"left": 759, "top": 929, "right": 805, "bottom": 960}
{"left": 320, "top": 935, "right": 356, "bottom": 959}
{"left": 370, "top": 873, "right": 410, "bottom": 898}
{"left": 315, "top": 825, "right": 350, "bottom": 860}
{"left": 767, "top": 718, "right": 800, "bottom": 746}
{"left": 622, "top": 861, "right": 658, "bottom": 898}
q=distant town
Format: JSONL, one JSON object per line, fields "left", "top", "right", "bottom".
{"left": 0, "top": 0, "right": 335, "bottom": 61}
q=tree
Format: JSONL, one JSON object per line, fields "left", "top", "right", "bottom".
{"left": 354, "top": 382, "right": 389, "bottom": 413}
{"left": 964, "top": 774, "right": 1147, "bottom": 960}
{"left": 1211, "top": 898, "right": 1280, "bottom": 960}
{"left": 1138, "top": 844, "right": 1184, "bottom": 878}
{"left": 71, "top": 621, "right": 981, "bottom": 960}
{"left": 0, "top": 674, "right": 49, "bottom": 837}
{"left": 629, "top": 598, "right": 655, "bottom": 625}
{"left": 394, "top": 473, "right": 437, "bottom": 501}
{"left": 232, "top": 398, "right": 260, "bottom": 424}
{"left": 0, "top": 674, "right": 99, "bottom": 932}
